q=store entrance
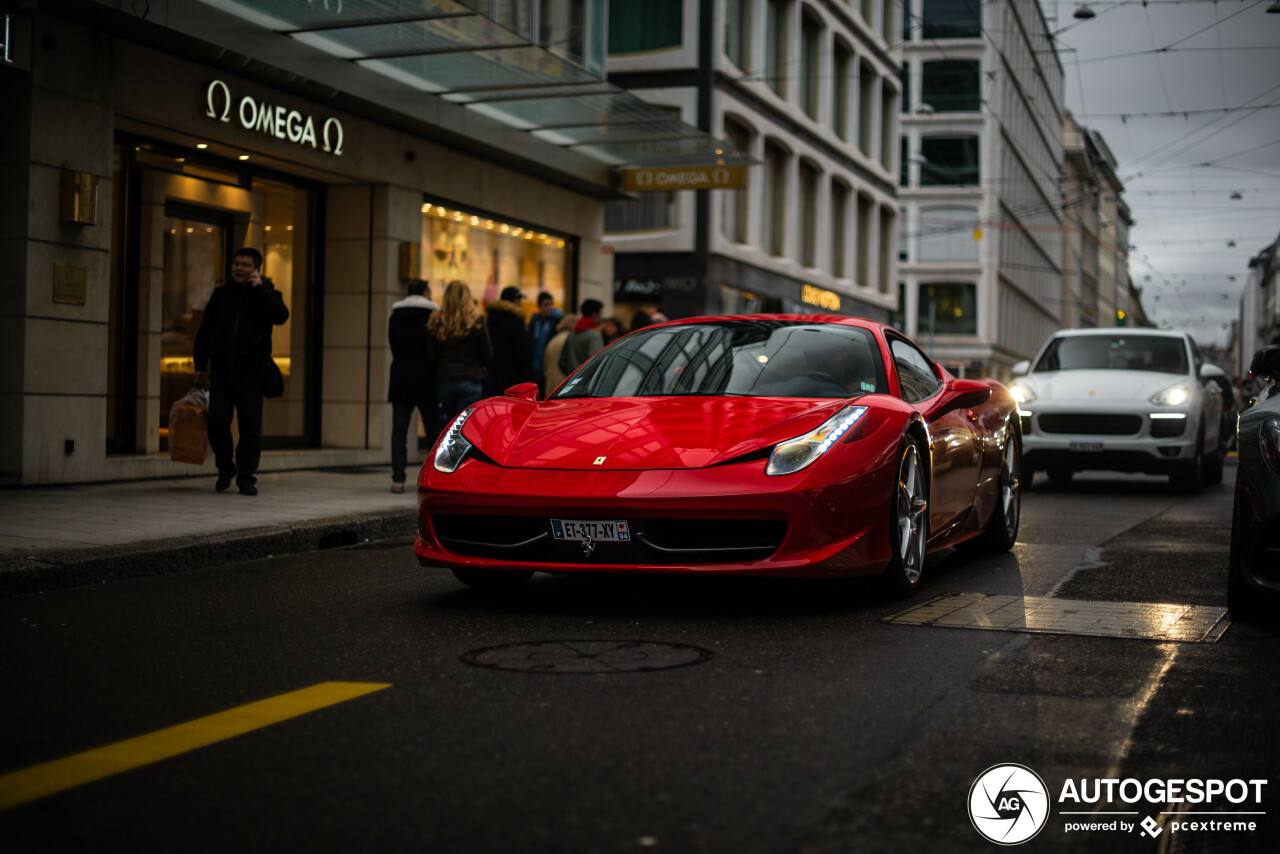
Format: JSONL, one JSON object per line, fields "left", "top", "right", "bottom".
{"left": 160, "top": 203, "right": 231, "bottom": 451}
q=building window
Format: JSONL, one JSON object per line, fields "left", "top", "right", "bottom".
{"left": 605, "top": 193, "right": 678, "bottom": 232}
{"left": 900, "top": 136, "right": 910, "bottom": 186}
{"left": 832, "top": 179, "right": 851, "bottom": 277}
{"left": 766, "top": 0, "right": 789, "bottom": 97}
{"left": 858, "top": 65, "right": 876, "bottom": 158}
{"left": 542, "top": 0, "right": 602, "bottom": 74}
{"left": 799, "top": 159, "right": 820, "bottom": 267}
{"left": 609, "top": 0, "right": 682, "bottom": 53}
{"left": 833, "top": 39, "right": 852, "bottom": 139}
{"left": 898, "top": 207, "right": 909, "bottom": 261}
{"left": 903, "top": 0, "right": 913, "bottom": 41}
{"left": 922, "top": 0, "right": 981, "bottom": 39}
{"left": 880, "top": 79, "right": 896, "bottom": 170}
{"left": 881, "top": 0, "right": 895, "bottom": 42}
{"left": 920, "top": 135, "right": 979, "bottom": 186}
{"left": 918, "top": 204, "right": 979, "bottom": 261}
{"left": 763, "top": 140, "right": 789, "bottom": 257}
{"left": 879, "top": 206, "right": 894, "bottom": 293}
{"left": 856, "top": 192, "right": 873, "bottom": 286}
{"left": 721, "top": 117, "right": 755, "bottom": 244}
{"left": 921, "top": 59, "right": 980, "bottom": 112}
{"left": 725, "top": 0, "right": 751, "bottom": 69}
{"left": 900, "top": 63, "right": 910, "bottom": 113}
{"left": 720, "top": 283, "right": 783, "bottom": 314}
{"left": 421, "top": 199, "right": 574, "bottom": 317}
{"left": 918, "top": 282, "right": 977, "bottom": 335}
{"left": 800, "top": 7, "right": 823, "bottom": 120}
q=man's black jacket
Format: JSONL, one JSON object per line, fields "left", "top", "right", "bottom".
{"left": 193, "top": 279, "right": 289, "bottom": 376}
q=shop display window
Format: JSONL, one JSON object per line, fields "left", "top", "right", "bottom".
{"left": 420, "top": 200, "right": 575, "bottom": 316}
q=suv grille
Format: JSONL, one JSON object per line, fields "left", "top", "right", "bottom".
{"left": 1038, "top": 414, "right": 1142, "bottom": 436}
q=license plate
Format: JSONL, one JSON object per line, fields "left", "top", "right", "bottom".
{"left": 551, "top": 519, "right": 630, "bottom": 542}
{"left": 1069, "top": 442, "right": 1105, "bottom": 452}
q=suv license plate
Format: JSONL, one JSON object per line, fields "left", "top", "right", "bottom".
{"left": 1069, "top": 442, "right": 1104, "bottom": 452}
{"left": 551, "top": 519, "right": 631, "bottom": 542}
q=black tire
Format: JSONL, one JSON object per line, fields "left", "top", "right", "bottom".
{"left": 451, "top": 567, "right": 534, "bottom": 590}
{"left": 1171, "top": 432, "right": 1203, "bottom": 494}
{"left": 978, "top": 429, "right": 1022, "bottom": 553}
{"left": 881, "top": 437, "right": 929, "bottom": 597}
{"left": 1047, "top": 465, "right": 1073, "bottom": 484}
{"left": 1226, "top": 491, "right": 1267, "bottom": 620}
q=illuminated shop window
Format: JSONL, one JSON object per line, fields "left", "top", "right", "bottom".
{"left": 918, "top": 282, "right": 977, "bottom": 335}
{"left": 420, "top": 200, "right": 575, "bottom": 314}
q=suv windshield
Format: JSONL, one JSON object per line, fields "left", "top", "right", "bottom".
{"left": 1034, "top": 334, "right": 1188, "bottom": 375}
{"left": 551, "top": 320, "right": 886, "bottom": 400}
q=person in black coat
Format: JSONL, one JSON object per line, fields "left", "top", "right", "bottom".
{"left": 387, "top": 279, "right": 439, "bottom": 492}
{"left": 484, "top": 286, "right": 534, "bottom": 395}
{"left": 193, "top": 247, "right": 289, "bottom": 496}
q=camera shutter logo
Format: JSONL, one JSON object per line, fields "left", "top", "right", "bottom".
{"left": 968, "top": 764, "right": 1050, "bottom": 845}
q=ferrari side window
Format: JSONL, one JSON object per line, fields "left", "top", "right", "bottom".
{"left": 890, "top": 338, "right": 941, "bottom": 403}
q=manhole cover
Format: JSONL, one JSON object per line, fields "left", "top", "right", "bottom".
{"left": 460, "top": 640, "right": 713, "bottom": 674}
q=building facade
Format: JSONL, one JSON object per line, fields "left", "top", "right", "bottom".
{"left": 1, "top": 0, "right": 737, "bottom": 485}
{"left": 603, "top": 0, "right": 901, "bottom": 326}
{"left": 898, "top": 0, "right": 1064, "bottom": 377}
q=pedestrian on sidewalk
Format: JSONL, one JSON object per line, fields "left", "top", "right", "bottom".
{"left": 541, "top": 314, "right": 578, "bottom": 394}
{"left": 388, "top": 279, "right": 439, "bottom": 493}
{"left": 429, "top": 280, "right": 493, "bottom": 427}
{"left": 558, "top": 298, "right": 605, "bottom": 376}
{"left": 485, "top": 286, "right": 534, "bottom": 395}
{"left": 193, "top": 247, "right": 290, "bottom": 496}
{"left": 528, "top": 291, "right": 563, "bottom": 396}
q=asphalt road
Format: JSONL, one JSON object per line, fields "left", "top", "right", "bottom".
{"left": 1, "top": 460, "right": 1277, "bottom": 853}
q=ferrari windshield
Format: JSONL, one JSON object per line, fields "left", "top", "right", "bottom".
{"left": 551, "top": 320, "right": 887, "bottom": 399}
{"left": 1033, "top": 334, "right": 1189, "bottom": 375}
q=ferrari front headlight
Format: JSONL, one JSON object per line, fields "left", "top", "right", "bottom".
{"left": 766, "top": 405, "right": 868, "bottom": 476}
{"left": 1008, "top": 381, "right": 1036, "bottom": 405}
{"left": 1150, "top": 382, "right": 1191, "bottom": 407}
{"left": 433, "top": 407, "right": 476, "bottom": 473}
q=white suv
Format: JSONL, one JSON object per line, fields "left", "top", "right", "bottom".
{"left": 1010, "top": 329, "right": 1224, "bottom": 492}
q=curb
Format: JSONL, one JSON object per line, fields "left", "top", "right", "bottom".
{"left": 0, "top": 510, "right": 418, "bottom": 597}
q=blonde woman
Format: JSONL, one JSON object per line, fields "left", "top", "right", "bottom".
{"left": 428, "top": 280, "right": 493, "bottom": 428}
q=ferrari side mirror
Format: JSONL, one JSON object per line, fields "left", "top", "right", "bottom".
{"left": 1249, "top": 346, "right": 1280, "bottom": 383}
{"left": 929, "top": 378, "right": 991, "bottom": 418}
{"left": 504, "top": 382, "right": 540, "bottom": 402}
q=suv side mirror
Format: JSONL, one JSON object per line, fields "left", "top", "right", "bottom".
{"left": 1250, "top": 346, "right": 1280, "bottom": 383}
{"left": 503, "top": 382, "right": 540, "bottom": 402}
{"left": 1011, "top": 360, "right": 1031, "bottom": 377}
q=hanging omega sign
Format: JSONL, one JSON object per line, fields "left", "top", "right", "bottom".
{"left": 619, "top": 165, "right": 747, "bottom": 192}
{"left": 202, "top": 79, "right": 345, "bottom": 156}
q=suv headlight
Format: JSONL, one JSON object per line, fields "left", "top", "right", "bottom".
{"left": 1261, "top": 417, "right": 1280, "bottom": 475}
{"left": 434, "top": 407, "right": 476, "bottom": 473}
{"left": 1009, "top": 381, "right": 1036, "bottom": 404}
{"left": 1150, "top": 382, "right": 1191, "bottom": 407}
{"left": 766, "top": 406, "right": 867, "bottom": 476}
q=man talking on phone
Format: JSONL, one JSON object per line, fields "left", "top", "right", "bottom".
{"left": 193, "top": 247, "right": 289, "bottom": 495}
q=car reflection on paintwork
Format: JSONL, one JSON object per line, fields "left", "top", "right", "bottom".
{"left": 1227, "top": 345, "right": 1280, "bottom": 618}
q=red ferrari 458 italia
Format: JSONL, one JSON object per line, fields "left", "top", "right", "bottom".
{"left": 414, "top": 315, "right": 1021, "bottom": 594}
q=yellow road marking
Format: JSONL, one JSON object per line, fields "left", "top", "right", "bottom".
{"left": 0, "top": 681, "right": 390, "bottom": 811}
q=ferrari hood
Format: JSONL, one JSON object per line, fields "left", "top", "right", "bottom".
{"left": 1024, "top": 369, "right": 1185, "bottom": 402}
{"left": 464, "top": 396, "right": 850, "bottom": 470}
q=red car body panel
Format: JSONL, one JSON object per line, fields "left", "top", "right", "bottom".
{"left": 413, "top": 314, "right": 1018, "bottom": 579}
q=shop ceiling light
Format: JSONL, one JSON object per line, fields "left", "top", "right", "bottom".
{"left": 196, "top": 143, "right": 208, "bottom": 149}
{"left": 238, "top": 154, "right": 250, "bottom": 160}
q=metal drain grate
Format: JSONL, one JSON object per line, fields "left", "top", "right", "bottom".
{"left": 460, "top": 640, "right": 713, "bottom": 674}
{"left": 884, "top": 593, "right": 1231, "bottom": 643}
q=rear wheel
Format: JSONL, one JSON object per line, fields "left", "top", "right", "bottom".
{"left": 979, "top": 429, "right": 1021, "bottom": 552}
{"left": 882, "top": 438, "right": 929, "bottom": 597}
{"left": 451, "top": 568, "right": 534, "bottom": 590}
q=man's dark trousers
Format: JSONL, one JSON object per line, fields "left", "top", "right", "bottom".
{"left": 208, "top": 366, "right": 265, "bottom": 489}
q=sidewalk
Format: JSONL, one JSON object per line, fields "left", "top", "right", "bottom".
{"left": 0, "top": 468, "right": 418, "bottom": 597}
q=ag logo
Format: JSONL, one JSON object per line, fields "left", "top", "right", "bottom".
{"left": 968, "top": 764, "right": 1050, "bottom": 845}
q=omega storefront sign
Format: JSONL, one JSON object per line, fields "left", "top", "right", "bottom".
{"left": 202, "top": 80, "right": 344, "bottom": 156}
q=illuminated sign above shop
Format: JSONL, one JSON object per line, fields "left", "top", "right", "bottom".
{"left": 801, "top": 285, "right": 841, "bottom": 311}
{"left": 203, "top": 80, "right": 344, "bottom": 156}
{"left": 620, "top": 165, "right": 747, "bottom": 192}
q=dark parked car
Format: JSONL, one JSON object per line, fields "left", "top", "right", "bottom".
{"left": 1227, "top": 346, "right": 1280, "bottom": 618}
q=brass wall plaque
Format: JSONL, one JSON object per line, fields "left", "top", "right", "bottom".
{"left": 620, "top": 165, "right": 748, "bottom": 192}
{"left": 53, "top": 265, "right": 87, "bottom": 306}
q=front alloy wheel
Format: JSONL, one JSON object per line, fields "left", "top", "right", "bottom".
{"left": 983, "top": 429, "right": 1022, "bottom": 552}
{"left": 883, "top": 438, "right": 929, "bottom": 596}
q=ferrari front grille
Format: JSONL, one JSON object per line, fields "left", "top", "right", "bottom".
{"left": 432, "top": 515, "right": 787, "bottom": 565}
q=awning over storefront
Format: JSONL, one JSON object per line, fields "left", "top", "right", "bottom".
{"left": 196, "top": 0, "right": 749, "bottom": 170}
